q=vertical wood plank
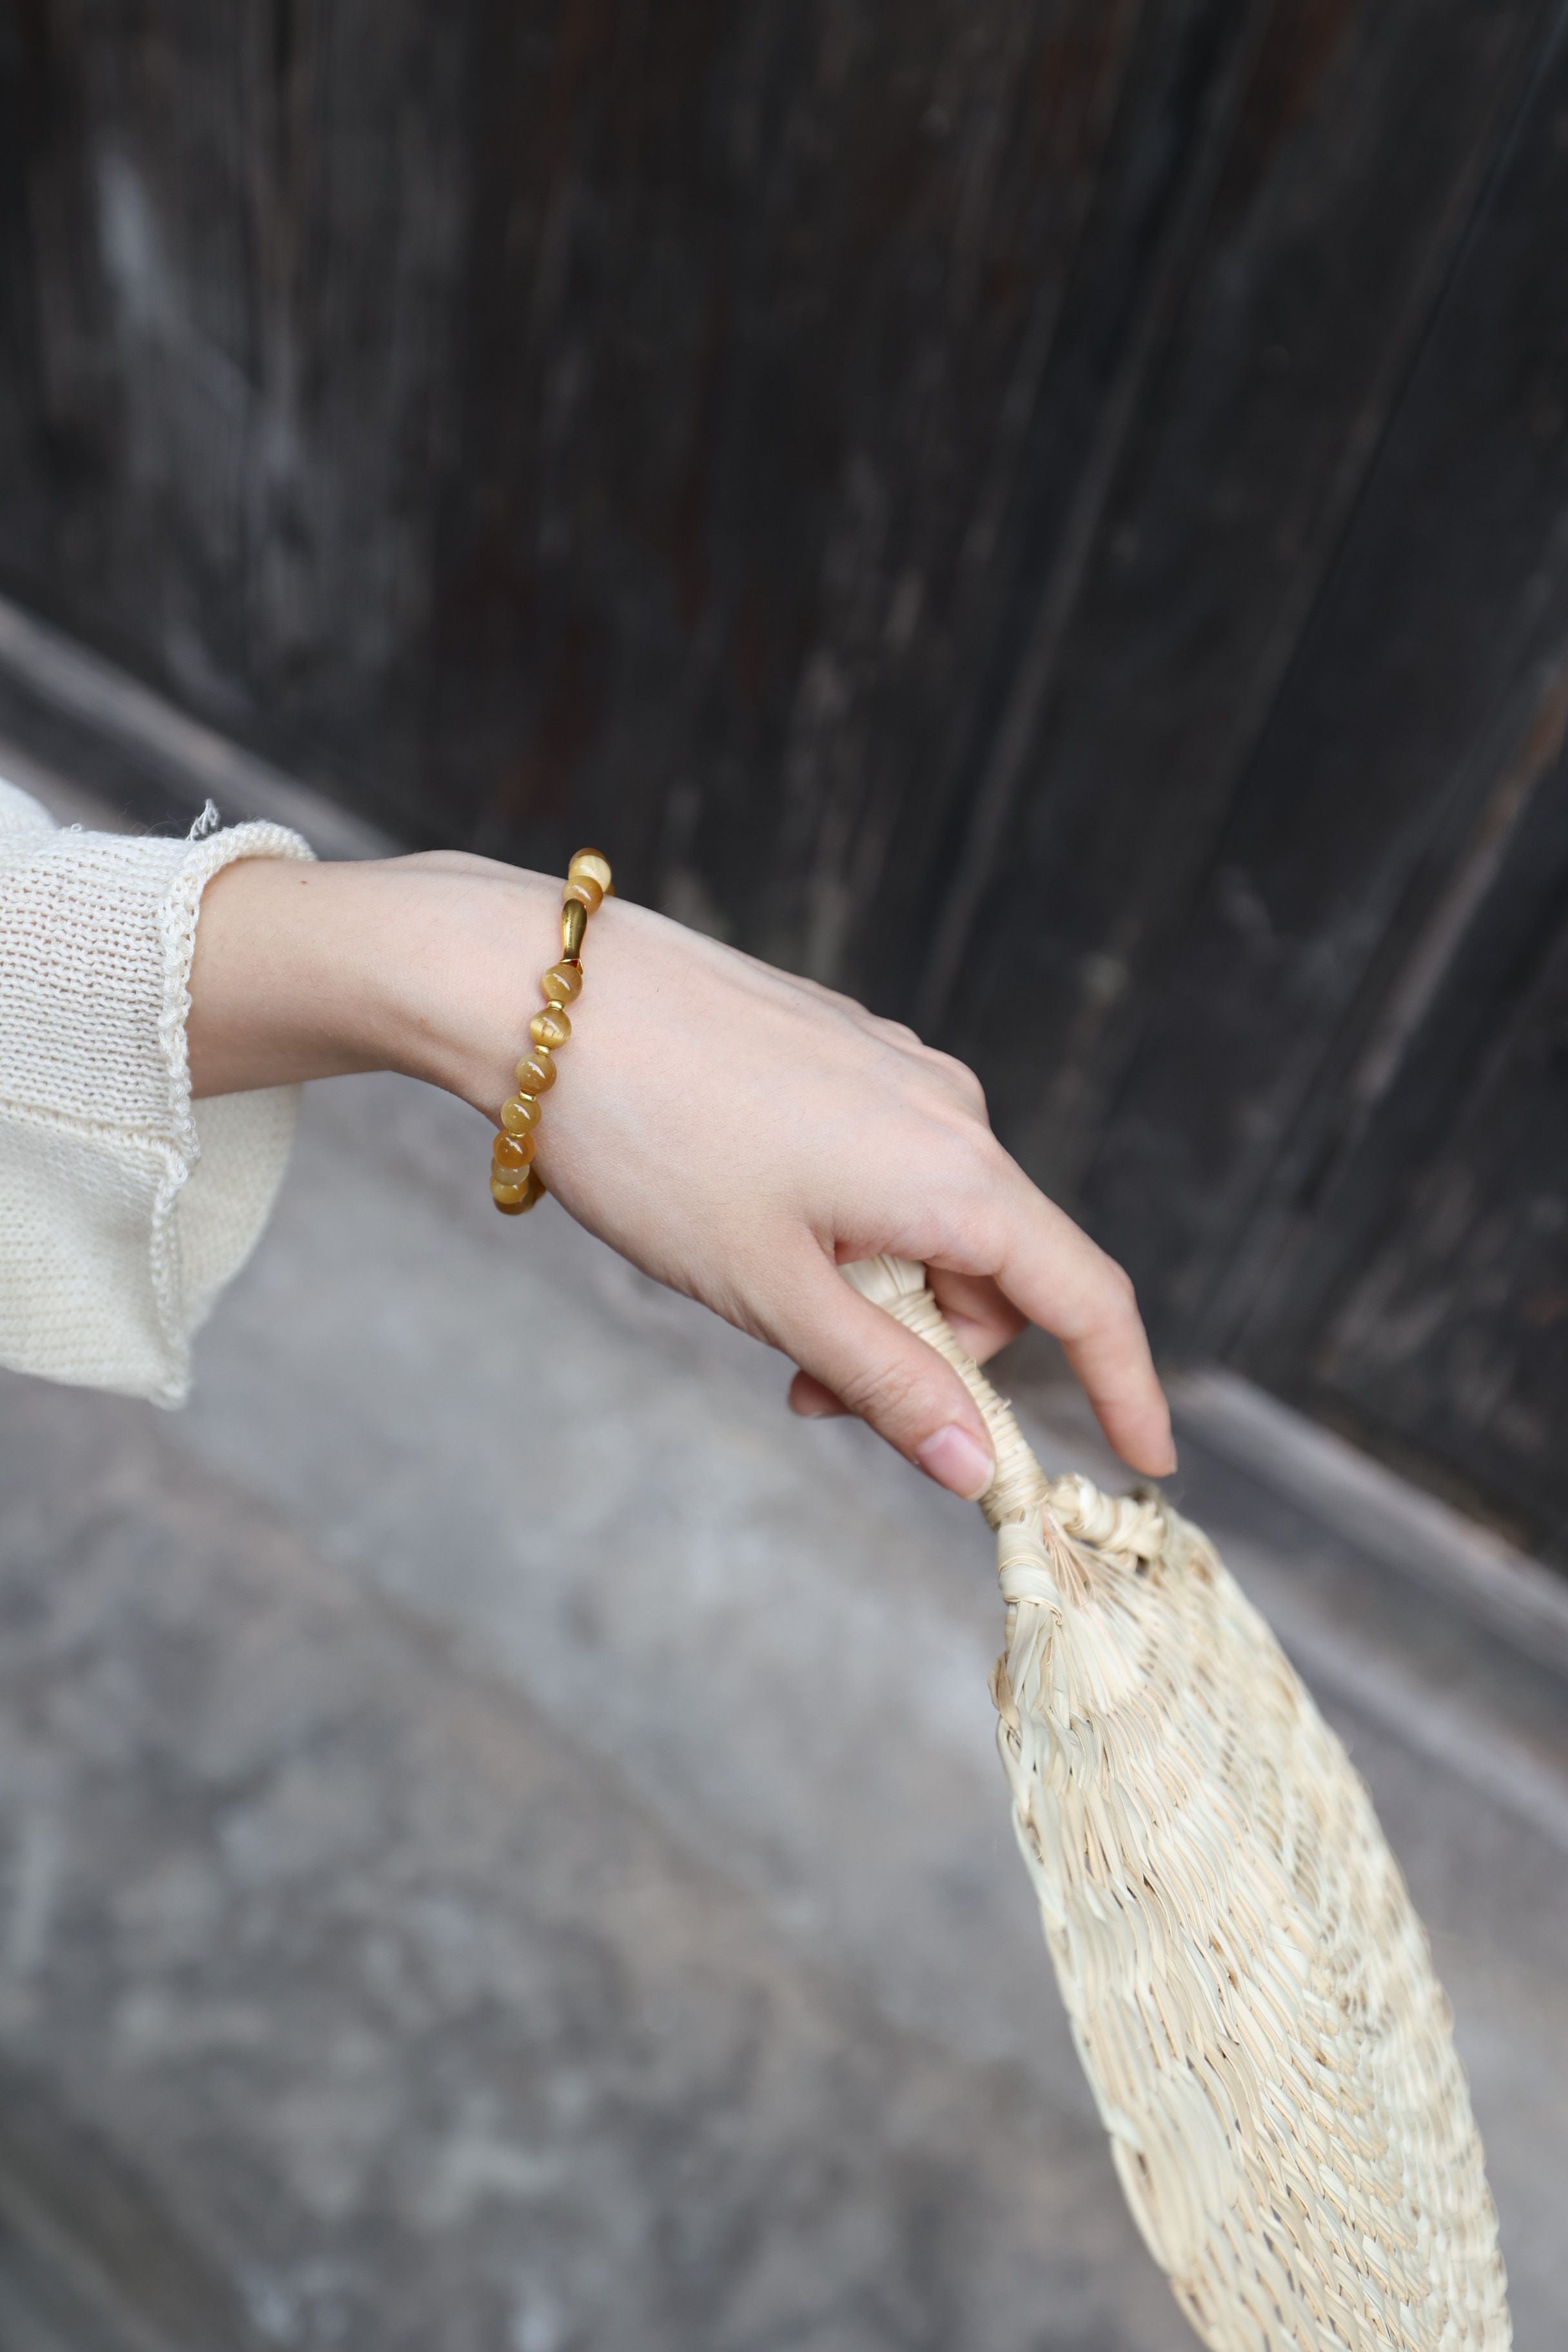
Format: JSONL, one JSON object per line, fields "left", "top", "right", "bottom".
{"left": 922, "top": 0, "right": 1554, "bottom": 1195}
{"left": 434, "top": 0, "right": 1157, "bottom": 910}
{"left": 1085, "top": 9, "right": 1568, "bottom": 1386}
{"left": 0, "top": 0, "right": 471, "bottom": 811}
{"left": 1313, "top": 893, "right": 1568, "bottom": 1560}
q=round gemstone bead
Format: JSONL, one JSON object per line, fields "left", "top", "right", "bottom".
{"left": 567, "top": 848, "right": 613, "bottom": 895}
{"left": 491, "top": 1173, "right": 533, "bottom": 1207}
{"left": 500, "top": 1093, "right": 542, "bottom": 1135}
{"left": 541, "top": 960, "right": 582, "bottom": 1004}
{"left": 562, "top": 875, "right": 603, "bottom": 914}
{"left": 493, "top": 1131, "right": 535, "bottom": 1169}
{"left": 514, "top": 1046, "right": 556, "bottom": 1093}
{"left": 530, "top": 1004, "right": 571, "bottom": 1050}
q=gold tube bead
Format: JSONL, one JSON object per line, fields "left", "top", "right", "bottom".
{"left": 561, "top": 902, "right": 587, "bottom": 958}
{"left": 541, "top": 959, "right": 582, "bottom": 1004}
{"left": 530, "top": 1004, "right": 571, "bottom": 1050}
{"left": 514, "top": 1046, "right": 556, "bottom": 1094}
{"left": 562, "top": 874, "right": 603, "bottom": 914}
{"left": 567, "top": 848, "right": 614, "bottom": 896}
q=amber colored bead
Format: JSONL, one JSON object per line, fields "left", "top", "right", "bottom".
{"left": 493, "top": 1131, "right": 536, "bottom": 1169}
{"left": 568, "top": 848, "right": 613, "bottom": 896}
{"left": 561, "top": 902, "right": 587, "bottom": 959}
{"left": 500, "top": 1093, "right": 542, "bottom": 1135}
{"left": 541, "top": 959, "right": 582, "bottom": 1004}
{"left": 495, "top": 1170, "right": 544, "bottom": 1212}
{"left": 562, "top": 874, "right": 603, "bottom": 914}
{"left": 530, "top": 1004, "right": 571, "bottom": 1050}
{"left": 514, "top": 1046, "right": 556, "bottom": 1094}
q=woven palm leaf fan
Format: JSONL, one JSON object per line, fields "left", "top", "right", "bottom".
{"left": 843, "top": 1254, "right": 1511, "bottom": 2352}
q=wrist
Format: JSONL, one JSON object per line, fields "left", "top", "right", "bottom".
{"left": 188, "top": 855, "right": 397, "bottom": 1096}
{"left": 367, "top": 852, "right": 565, "bottom": 1115}
{"left": 188, "top": 847, "right": 607, "bottom": 1128}
{"left": 188, "top": 852, "right": 542, "bottom": 1099}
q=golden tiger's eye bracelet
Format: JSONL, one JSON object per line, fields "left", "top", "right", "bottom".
{"left": 490, "top": 847, "right": 613, "bottom": 1215}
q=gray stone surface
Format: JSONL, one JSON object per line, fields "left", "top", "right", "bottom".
{"left": 0, "top": 1348, "right": 1181, "bottom": 2352}
{"left": 1, "top": 1069, "right": 1565, "bottom": 2349}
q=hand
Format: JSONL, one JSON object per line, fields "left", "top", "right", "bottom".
{"left": 188, "top": 852, "right": 1175, "bottom": 1498}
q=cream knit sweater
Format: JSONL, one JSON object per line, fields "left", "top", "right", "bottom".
{"left": 0, "top": 774, "right": 313, "bottom": 1404}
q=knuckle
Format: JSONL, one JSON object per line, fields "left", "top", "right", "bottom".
{"left": 869, "top": 1014, "right": 925, "bottom": 1052}
{"left": 932, "top": 1050, "right": 988, "bottom": 1115}
{"left": 836, "top": 1355, "right": 931, "bottom": 1429}
{"left": 1106, "top": 1257, "right": 1139, "bottom": 1311}
{"left": 1093, "top": 1255, "right": 1142, "bottom": 1330}
{"left": 923, "top": 1124, "right": 1004, "bottom": 1218}
{"left": 1057, "top": 1254, "right": 1141, "bottom": 1347}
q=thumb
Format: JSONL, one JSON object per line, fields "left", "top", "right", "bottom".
{"left": 776, "top": 1257, "right": 996, "bottom": 1500}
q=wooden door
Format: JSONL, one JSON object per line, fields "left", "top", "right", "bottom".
{"left": 0, "top": 0, "right": 1563, "bottom": 1553}
{"left": 1073, "top": 12, "right": 1568, "bottom": 1555}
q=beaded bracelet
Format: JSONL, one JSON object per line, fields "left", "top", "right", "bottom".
{"left": 490, "top": 847, "right": 613, "bottom": 1215}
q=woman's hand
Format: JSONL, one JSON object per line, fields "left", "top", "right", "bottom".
{"left": 188, "top": 851, "right": 1174, "bottom": 1498}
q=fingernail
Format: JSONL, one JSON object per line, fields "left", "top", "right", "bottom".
{"left": 916, "top": 1423, "right": 994, "bottom": 1501}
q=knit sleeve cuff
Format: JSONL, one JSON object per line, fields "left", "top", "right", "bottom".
{"left": 0, "top": 812, "right": 316, "bottom": 1404}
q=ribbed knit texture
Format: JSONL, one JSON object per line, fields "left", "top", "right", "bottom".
{"left": 0, "top": 776, "right": 314, "bottom": 1404}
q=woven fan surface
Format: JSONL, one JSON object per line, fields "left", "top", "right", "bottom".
{"left": 845, "top": 1257, "right": 1511, "bottom": 2352}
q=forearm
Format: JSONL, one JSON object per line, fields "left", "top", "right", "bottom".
{"left": 185, "top": 845, "right": 1176, "bottom": 1492}
{"left": 186, "top": 852, "right": 561, "bottom": 1108}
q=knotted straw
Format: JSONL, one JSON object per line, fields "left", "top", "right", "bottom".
{"left": 843, "top": 1255, "right": 1510, "bottom": 2351}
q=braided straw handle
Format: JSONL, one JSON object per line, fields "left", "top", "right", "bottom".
{"left": 840, "top": 1253, "right": 1513, "bottom": 2352}
{"left": 841, "top": 1251, "right": 1166, "bottom": 1560}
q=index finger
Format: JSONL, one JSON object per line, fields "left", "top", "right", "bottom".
{"left": 967, "top": 1164, "right": 1175, "bottom": 1478}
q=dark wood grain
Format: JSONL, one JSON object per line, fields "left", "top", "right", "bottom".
{"left": 435, "top": 0, "right": 1160, "bottom": 938}
{"left": 1313, "top": 886, "right": 1568, "bottom": 1562}
{"left": 1, "top": 1, "right": 1566, "bottom": 1551}
{"left": 1085, "top": 8, "right": 1568, "bottom": 1352}
{"left": 922, "top": 0, "right": 1555, "bottom": 1199}
{"left": 0, "top": 0, "right": 469, "bottom": 808}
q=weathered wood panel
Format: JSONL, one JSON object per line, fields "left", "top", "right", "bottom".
{"left": 435, "top": 0, "right": 1177, "bottom": 921}
{"left": 0, "top": 0, "right": 1564, "bottom": 1550}
{"left": 1084, "top": 8, "right": 1568, "bottom": 1349}
{"left": 0, "top": 0, "right": 1168, "bottom": 876}
{"left": 1230, "top": 665, "right": 1568, "bottom": 1400}
{"left": 917, "top": 0, "right": 1555, "bottom": 1197}
{"left": 0, "top": 0, "right": 469, "bottom": 796}
{"left": 1314, "top": 887, "right": 1568, "bottom": 1556}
